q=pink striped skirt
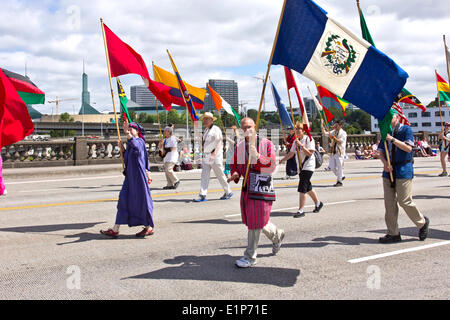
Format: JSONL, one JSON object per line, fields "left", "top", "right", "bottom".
{"left": 240, "top": 188, "right": 272, "bottom": 230}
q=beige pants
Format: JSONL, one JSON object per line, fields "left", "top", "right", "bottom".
{"left": 382, "top": 178, "right": 426, "bottom": 236}
{"left": 244, "top": 222, "right": 281, "bottom": 262}
{"left": 164, "top": 162, "right": 178, "bottom": 187}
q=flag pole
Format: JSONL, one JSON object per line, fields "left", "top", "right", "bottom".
{"left": 285, "top": 74, "right": 303, "bottom": 171}
{"left": 444, "top": 35, "right": 450, "bottom": 82}
{"left": 242, "top": 0, "right": 287, "bottom": 188}
{"left": 100, "top": 18, "right": 124, "bottom": 170}
{"left": 436, "top": 70, "right": 444, "bottom": 133}
{"left": 152, "top": 62, "right": 163, "bottom": 141}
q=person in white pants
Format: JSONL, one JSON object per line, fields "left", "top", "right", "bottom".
{"left": 194, "top": 112, "right": 233, "bottom": 202}
{"left": 322, "top": 120, "right": 347, "bottom": 187}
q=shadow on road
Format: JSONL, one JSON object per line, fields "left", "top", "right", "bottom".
{"left": 413, "top": 194, "right": 450, "bottom": 200}
{"left": 180, "top": 219, "right": 241, "bottom": 225}
{"left": 0, "top": 222, "right": 105, "bottom": 233}
{"left": 124, "top": 254, "right": 300, "bottom": 287}
{"left": 368, "top": 227, "right": 450, "bottom": 241}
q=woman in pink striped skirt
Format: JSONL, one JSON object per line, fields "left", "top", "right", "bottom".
{"left": 228, "top": 117, "right": 285, "bottom": 268}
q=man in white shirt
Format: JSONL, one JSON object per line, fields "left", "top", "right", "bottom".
{"left": 280, "top": 122, "right": 323, "bottom": 217}
{"left": 322, "top": 120, "right": 347, "bottom": 187}
{"left": 159, "top": 126, "right": 180, "bottom": 190}
{"left": 194, "top": 112, "right": 233, "bottom": 202}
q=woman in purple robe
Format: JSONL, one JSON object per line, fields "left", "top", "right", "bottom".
{"left": 100, "top": 121, "right": 154, "bottom": 238}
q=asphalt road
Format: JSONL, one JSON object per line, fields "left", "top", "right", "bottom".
{"left": 0, "top": 157, "right": 449, "bottom": 300}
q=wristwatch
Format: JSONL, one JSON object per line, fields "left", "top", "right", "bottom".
{"left": 391, "top": 138, "right": 396, "bottom": 144}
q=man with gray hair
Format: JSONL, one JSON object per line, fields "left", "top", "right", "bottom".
{"left": 159, "top": 126, "right": 180, "bottom": 190}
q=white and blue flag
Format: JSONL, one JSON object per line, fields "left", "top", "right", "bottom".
{"left": 272, "top": 0, "right": 408, "bottom": 121}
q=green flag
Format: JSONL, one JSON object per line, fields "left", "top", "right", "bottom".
{"left": 117, "top": 77, "right": 131, "bottom": 122}
{"left": 359, "top": 8, "right": 375, "bottom": 46}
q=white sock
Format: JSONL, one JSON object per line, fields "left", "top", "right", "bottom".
{"left": 112, "top": 224, "right": 120, "bottom": 232}
{"left": 297, "top": 209, "right": 304, "bottom": 213}
{"left": 316, "top": 201, "right": 321, "bottom": 207}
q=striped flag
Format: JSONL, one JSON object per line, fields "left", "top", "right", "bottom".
{"left": 272, "top": 0, "right": 408, "bottom": 121}
{"left": 0, "top": 68, "right": 45, "bottom": 105}
{"left": 308, "top": 86, "right": 334, "bottom": 123}
{"left": 166, "top": 50, "right": 199, "bottom": 122}
{"left": 116, "top": 77, "right": 131, "bottom": 122}
{"left": 208, "top": 85, "right": 241, "bottom": 127}
{"left": 436, "top": 71, "right": 450, "bottom": 105}
{"left": 392, "top": 102, "right": 410, "bottom": 126}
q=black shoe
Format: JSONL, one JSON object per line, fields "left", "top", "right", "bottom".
{"left": 342, "top": 176, "right": 346, "bottom": 181}
{"left": 173, "top": 180, "right": 180, "bottom": 189}
{"left": 333, "top": 181, "right": 343, "bottom": 187}
{"left": 293, "top": 211, "right": 305, "bottom": 218}
{"left": 313, "top": 202, "right": 324, "bottom": 213}
{"left": 162, "top": 186, "right": 171, "bottom": 190}
{"left": 438, "top": 171, "right": 448, "bottom": 177}
{"left": 379, "top": 234, "right": 402, "bottom": 244}
{"left": 419, "top": 216, "right": 430, "bottom": 241}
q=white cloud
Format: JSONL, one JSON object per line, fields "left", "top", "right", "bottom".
{"left": 0, "top": 0, "right": 449, "bottom": 116}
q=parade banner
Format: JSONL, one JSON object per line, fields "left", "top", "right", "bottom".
{"left": 272, "top": 0, "right": 408, "bottom": 121}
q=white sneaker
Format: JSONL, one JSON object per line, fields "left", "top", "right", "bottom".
{"left": 272, "top": 229, "right": 285, "bottom": 255}
{"left": 0, "top": 189, "right": 6, "bottom": 196}
{"left": 235, "top": 256, "right": 256, "bottom": 268}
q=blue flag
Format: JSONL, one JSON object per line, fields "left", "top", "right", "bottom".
{"left": 270, "top": 81, "right": 293, "bottom": 128}
{"left": 272, "top": 0, "right": 408, "bottom": 121}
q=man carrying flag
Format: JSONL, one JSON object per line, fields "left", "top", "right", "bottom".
{"left": 376, "top": 108, "right": 429, "bottom": 243}
{"left": 321, "top": 120, "right": 347, "bottom": 187}
{"left": 436, "top": 71, "right": 450, "bottom": 176}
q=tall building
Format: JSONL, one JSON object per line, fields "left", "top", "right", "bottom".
{"left": 78, "top": 63, "right": 100, "bottom": 115}
{"left": 204, "top": 79, "right": 238, "bottom": 111}
{"left": 130, "top": 85, "right": 157, "bottom": 107}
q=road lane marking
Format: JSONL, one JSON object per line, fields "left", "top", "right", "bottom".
{"left": 224, "top": 200, "right": 356, "bottom": 218}
{"left": 6, "top": 175, "right": 123, "bottom": 185}
{"left": 348, "top": 240, "right": 450, "bottom": 264}
{"left": 0, "top": 168, "right": 441, "bottom": 212}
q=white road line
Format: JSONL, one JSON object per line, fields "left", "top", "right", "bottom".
{"left": 224, "top": 200, "right": 356, "bottom": 218}
{"left": 348, "top": 240, "right": 450, "bottom": 264}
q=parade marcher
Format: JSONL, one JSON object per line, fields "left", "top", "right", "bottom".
{"left": 280, "top": 122, "right": 323, "bottom": 218}
{"left": 0, "top": 155, "right": 6, "bottom": 196}
{"left": 321, "top": 120, "right": 347, "bottom": 186}
{"left": 283, "top": 126, "right": 297, "bottom": 180}
{"left": 377, "top": 110, "right": 429, "bottom": 243}
{"left": 159, "top": 126, "right": 180, "bottom": 190}
{"left": 228, "top": 117, "right": 285, "bottom": 268}
{"left": 224, "top": 126, "right": 240, "bottom": 178}
{"left": 438, "top": 122, "right": 450, "bottom": 176}
{"left": 100, "top": 121, "right": 154, "bottom": 238}
{"left": 194, "top": 112, "right": 233, "bottom": 202}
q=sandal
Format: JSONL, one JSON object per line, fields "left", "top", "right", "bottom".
{"left": 136, "top": 228, "right": 154, "bottom": 238}
{"left": 100, "top": 228, "right": 119, "bottom": 239}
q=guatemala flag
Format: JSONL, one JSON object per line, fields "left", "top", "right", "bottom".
{"left": 270, "top": 80, "right": 294, "bottom": 128}
{"left": 272, "top": 0, "right": 408, "bottom": 121}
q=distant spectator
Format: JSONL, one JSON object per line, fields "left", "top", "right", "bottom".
{"left": 355, "top": 146, "right": 363, "bottom": 160}
{"left": 179, "top": 146, "right": 193, "bottom": 171}
{"left": 372, "top": 140, "right": 380, "bottom": 159}
{"left": 315, "top": 141, "right": 326, "bottom": 156}
{"left": 363, "top": 145, "right": 373, "bottom": 159}
{"left": 420, "top": 137, "right": 433, "bottom": 157}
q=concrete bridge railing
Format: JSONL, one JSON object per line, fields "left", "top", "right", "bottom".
{"left": 1, "top": 132, "right": 441, "bottom": 169}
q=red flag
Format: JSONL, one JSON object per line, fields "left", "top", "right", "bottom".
{"left": 102, "top": 22, "right": 172, "bottom": 110}
{"left": 284, "top": 66, "right": 306, "bottom": 116}
{"left": 0, "top": 68, "right": 34, "bottom": 148}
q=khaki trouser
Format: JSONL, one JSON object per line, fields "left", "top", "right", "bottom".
{"left": 382, "top": 178, "right": 426, "bottom": 236}
{"left": 244, "top": 222, "right": 281, "bottom": 262}
{"left": 164, "top": 162, "right": 178, "bottom": 187}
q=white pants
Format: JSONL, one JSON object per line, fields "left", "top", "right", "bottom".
{"left": 245, "top": 222, "right": 281, "bottom": 262}
{"left": 329, "top": 153, "right": 344, "bottom": 182}
{"left": 199, "top": 158, "right": 231, "bottom": 196}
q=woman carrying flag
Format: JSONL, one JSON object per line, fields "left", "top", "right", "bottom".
{"left": 100, "top": 121, "right": 154, "bottom": 238}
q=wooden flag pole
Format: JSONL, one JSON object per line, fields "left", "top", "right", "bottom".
{"left": 384, "top": 140, "right": 395, "bottom": 184}
{"left": 242, "top": 0, "right": 287, "bottom": 188}
{"left": 444, "top": 35, "right": 450, "bottom": 82}
{"left": 285, "top": 75, "right": 302, "bottom": 171}
{"left": 152, "top": 62, "right": 164, "bottom": 141}
{"left": 436, "top": 69, "right": 444, "bottom": 131}
{"left": 100, "top": 18, "right": 124, "bottom": 170}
